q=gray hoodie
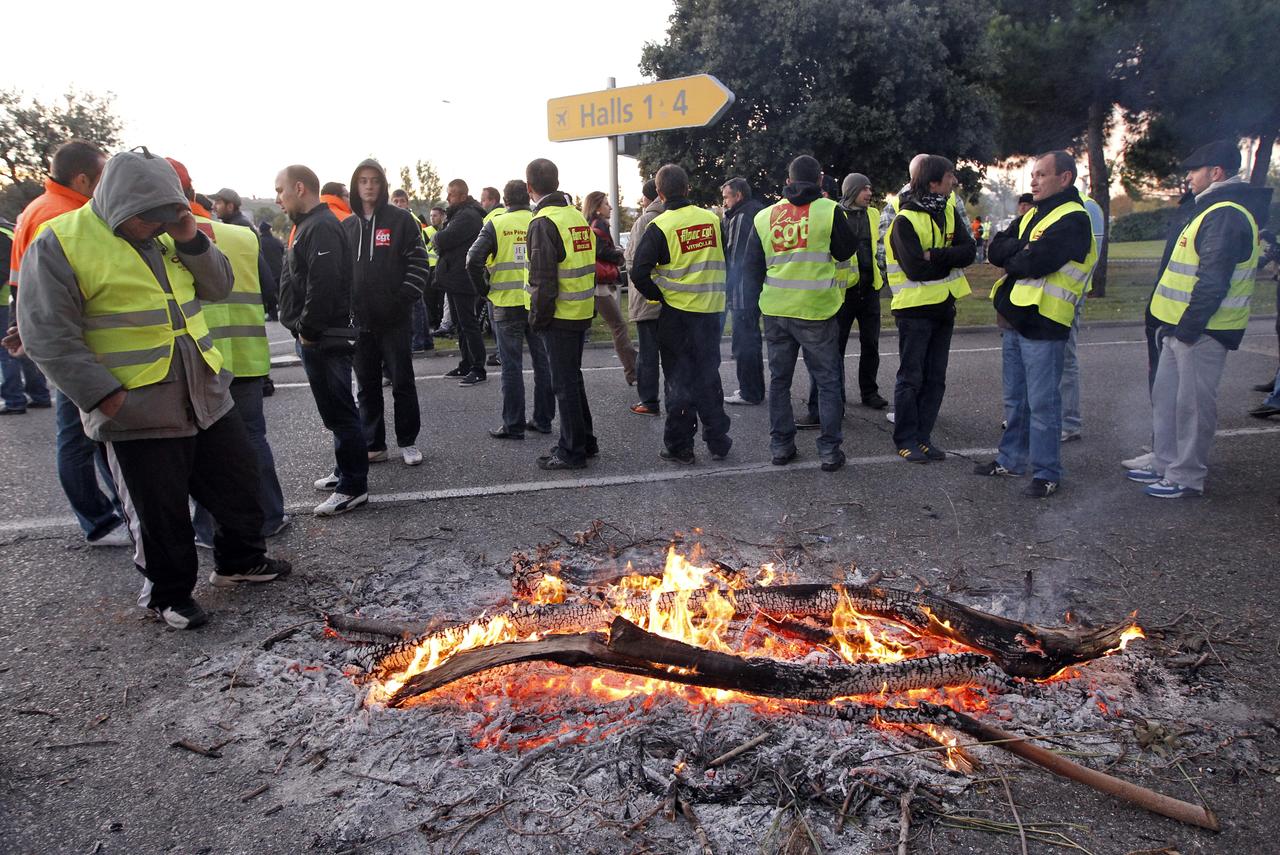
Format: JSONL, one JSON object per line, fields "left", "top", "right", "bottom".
{"left": 18, "top": 151, "right": 235, "bottom": 441}
{"left": 625, "top": 198, "right": 665, "bottom": 323}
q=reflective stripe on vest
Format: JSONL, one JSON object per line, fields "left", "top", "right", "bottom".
{"left": 47, "top": 205, "right": 222, "bottom": 388}
{"left": 195, "top": 218, "right": 270, "bottom": 377}
{"left": 884, "top": 205, "right": 972, "bottom": 311}
{"left": 1149, "top": 201, "right": 1259, "bottom": 330}
{"left": 752, "top": 197, "right": 843, "bottom": 320}
{"left": 531, "top": 204, "right": 596, "bottom": 321}
{"left": 424, "top": 225, "right": 439, "bottom": 268}
{"left": 989, "top": 202, "right": 1098, "bottom": 328}
{"left": 650, "top": 206, "right": 726, "bottom": 313}
{"left": 486, "top": 209, "right": 532, "bottom": 309}
{"left": 0, "top": 225, "right": 12, "bottom": 305}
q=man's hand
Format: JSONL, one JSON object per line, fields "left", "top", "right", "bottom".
{"left": 165, "top": 209, "right": 199, "bottom": 244}
{"left": 922, "top": 249, "right": 933, "bottom": 261}
{"left": 98, "top": 389, "right": 127, "bottom": 418}
{"left": 2, "top": 325, "right": 23, "bottom": 357}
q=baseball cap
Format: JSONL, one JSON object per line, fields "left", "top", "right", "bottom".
{"left": 165, "top": 157, "right": 193, "bottom": 192}
{"left": 1181, "top": 140, "right": 1241, "bottom": 174}
{"left": 211, "top": 187, "right": 242, "bottom": 207}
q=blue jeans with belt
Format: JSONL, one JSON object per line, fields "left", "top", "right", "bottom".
{"left": 1, "top": 305, "right": 49, "bottom": 410}
{"left": 998, "top": 331, "right": 1066, "bottom": 482}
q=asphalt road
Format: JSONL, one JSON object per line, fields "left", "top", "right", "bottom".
{"left": 1, "top": 317, "right": 1277, "bottom": 854}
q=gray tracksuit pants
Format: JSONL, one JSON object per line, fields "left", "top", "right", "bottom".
{"left": 1150, "top": 335, "right": 1229, "bottom": 491}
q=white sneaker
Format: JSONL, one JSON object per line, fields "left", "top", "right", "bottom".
{"left": 401, "top": 445, "right": 423, "bottom": 466}
{"left": 314, "top": 473, "right": 339, "bottom": 491}
{"left": 1120, "top": 451, "right": 1154, "bottom": 470}
{"left": 88, "top": 525, "right": 132, "bottom": 547}
{"left": 368, "top": 449, "right": 388, "bottom": 463}
{"left": 314, "top": 492, "right": 368, "bottom": 517}
{"left": 723, "top": 391, "right": 761, "bottom": 406}
{"left": 885, "top": 411, "right": 896, "bottom": 424}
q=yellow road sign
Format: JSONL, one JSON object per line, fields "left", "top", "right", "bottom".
{"left": 547, "top": 75, "right": 735, "bottom": 143}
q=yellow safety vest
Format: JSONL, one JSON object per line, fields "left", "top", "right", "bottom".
{"left": 1150, "top": 201, "right": 1258, "bottom": 331}
{"left": 483, "top": 207, "right": 504, "bottom": 224}
{"left": 989, "top": 202, "right": 1097, "bottom": 328}
{"left": 424, "top": 225, "right": 438, "bottom": 268}
{"left": 486, "top": 208, "right": 533, "bottom": 310}
{"left": 650, "top": 205, "right": 726, "bottom": 313}
{"left": 0, "top": 225, "right": 12, "bottom": 305}
{"left": 531, "top": 203, "right": 596, "bottom": 321}
{"left": 884, "top": 205, "right": 971, "bottom": 311}
{"left": 752, "top": 196, "right": 843, "bottom": 320}
{"left": 196, "top": 217, "right": 269, "bottom": 378}
{"left": 834, "top": 206, "right": 883, "bottom": 291}
{"left": 47, "top": 205, "right": 222, "bottom": 389}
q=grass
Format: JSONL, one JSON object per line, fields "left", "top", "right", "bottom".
{"left": 1106, "top": 239, "right": 1164, "bottom": 260}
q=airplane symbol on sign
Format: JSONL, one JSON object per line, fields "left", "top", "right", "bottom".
{"left": 557, "top": 110, "right": 567, "bottom": 126}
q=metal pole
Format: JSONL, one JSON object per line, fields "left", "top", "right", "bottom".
{"left": 607, "top": 77, "right": 621, "bottom": 244}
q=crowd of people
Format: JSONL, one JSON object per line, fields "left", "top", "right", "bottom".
{"left": 0, "top": 137, "right": 1272, "bottom": 629}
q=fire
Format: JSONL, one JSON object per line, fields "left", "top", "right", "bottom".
{"left": 530, "top": 574, "right": 566, "bottom": 605}
{"left": 831, "top": 587, "right": 914, "bottom": 664}
{"left": 1111, "top": 625, "right": 1146, "bottom": 653}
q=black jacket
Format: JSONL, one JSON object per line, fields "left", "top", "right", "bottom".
{"left": 741, "top": 181, "right": 857, "bottom": 305}
{"left": 723, "top": 196, "right": 765, "bottom": 311}
{"left": 430, "top": 196, "right": 487, "bottom": 294}
{"left": 343, "top": 159, "right": 430, "bottom": 331}
{"left": 258, "top": 226, "right": 284, "bottom": 285}
{"left": 278, "top": 203, "right": 352, "bottom": 340}
{"left": 843, "top": 203, "right": 875, "bottom": 294}
{"left": 527, "top": 192, "right": 591, "bottom": 331}
{"left": 888, "top": 191, "right": 976, "bottom": 320}
{"left": 1151, "top": 179, "right": 1273, "bottom": 350}
{"left": 987, "top": 187, "right": 1093, "bottom": 340}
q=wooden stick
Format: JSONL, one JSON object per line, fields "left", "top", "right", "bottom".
{"left": 171, "top": 739, "right": 221, "bottom": 759}
{"left": 679, "top": 798, "right": 714, "bottom": 855}
{"left": 325, "top": 613, "right": 427, "bottom": 638}
{"left": 897, "top": 782, "right": 917, "bottom": 855}
{"left": 708, "top": 731, "right": 771, "bottom": 768}
{"left": 997, "top": 766, "right": 1029, "bottom": 855}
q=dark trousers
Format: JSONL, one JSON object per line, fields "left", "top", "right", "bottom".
{"left": 806, "top": 286, "right": 882, "bottom": 416}
{"left": 55, "top": 389, "right": 124, "bottom": 540}
{"left": 658, "top": 307, "right": 731, "bottom": 456}
{"left": 411, "top": 298, "right": 433, "bottom": 351}
{"left": 297, "top": 341, "right": 368, "bottom": 495}
{"left": 730, "top": 302, "right": 765, "bottom": 403}
{"left": 110, "top": 412, "right": 266, "bottom": 611}
{"left": 354, "top": 320, "right": 421, "bottom": 451}
{"left": 635, "top": 318, "right": 661, "bottom": 408}
{"left": 193, "top": 377, "right": 286, "bottom": 539}
{"left": 538, "top": 326, "right": 595, "bottom": 465}
{"left": 447, "top": 291, "right": 486, "bottom": 375}
{"left": 892, "top": 314, "right": 954, "bottom": 448}
{"left": 424, "top": 286, "right": 445, "bottom": 330}
{"left": 764, "top": 315, "right": 844, "bottom": 462}
{"left": 493, "top": 310, "right": 555, "bottom": 433}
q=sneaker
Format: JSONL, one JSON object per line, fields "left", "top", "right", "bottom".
{"left": 974, "top": 460, "right": 1013, "bottom": 476}
{"left": 630, "top": 403, "right": 660, "bottom": 416}
{"left": 820, "top": 451, "right": 847, "bottom": 472}
{"left": 444, "top": 366, "right": 468, "bottom": 378}
{"left": 26, "top": 399, "right": 52, "bottom": 409}
{"left": 1144, "top": 479, "right": 1199, "bottom": 499}
{"left": 536, "top": 454, "right": 585, "bottom": 470}
{"left": 432, "top": 327, "right": 455, "bottom": 338}
{"left": 314, "top": 473, "right": 339, "bottom": 491}
{"left": 1120, "top": 451, "right": 1154, "bottom": 470}
{"left": 861, "top": 393, "right": 888, "bottom": 410}
{"left": 266, "top": 515, "right": 292, "bottom": 538}
{"left": 209, "top": 557, "right": 293, "bottom": 588}
{"left": 1125, "top": 468, "right": 1161, "bottom": 484}
{"left": 194, "top": 534, "right": 214, "bottom": 550}
{"left": 1060, "top": 429, "right": 1083, "bottom": 442}
{"left": 1252, "top": 381, "right": 1275, "bottom": 392}
{"left": 1023, "top": 478, "right": 1059, "bottom": 498}
{"left": 1000, "top": 419, "right": 1008, "bottom": 431}
{"left": 488, "top": 427, "right": 524, "bottom": 440}
{"left": 917, "top": 442, "right": 946, "bottom": 461}
{"left": 710, "top": 449, "right": 728, "bottom": 461}
{"left": 525, "top": 421, "right": 552, "bottom": 434}
{"left": 659, "top": 447, "right": 695, "bottom": 465}
{"left": 458, "top": 372, "right": 486, "bottom": 387}
{"left": 262, "top": 377, "right": 275, "bottom": 397}
{"left": 723, "top": 391, "right": 761, "bottom": 406}
{"left": 885, "top": 411, "right": 895, "bottom": 424}
{"left": 151, "top": 598, "right": 208, "bottom": 630}
{"left": 897, "top": 446, "right": 928, "bottom": 464}
{"left": 771, "top": 448, "right": 798, "bottom": 466}
{"left": 401, "top": 446, "right": 423, "bottom": 466}
{"left": 367, "top": 448, "right": 389, "bottom": 463}
{"left": 795, "top": 414, "right": 821, "bottom": 430}
{"left": 380, "top": 376, "right": 392, "bottom": 388}
{"left": 1249, "top": 404, "right": 1280, "bottom": 419}
{"left": 88, "top": 525, "right": 132, "bottom": 547}
{"left": 0, "top": 404, "right": 27, "bottom": 415}
{"left": 314, "top": 492, "right": 368, "bottom": 516}
{"left": 485, "top": 353, "right": 501, "bottom": 367}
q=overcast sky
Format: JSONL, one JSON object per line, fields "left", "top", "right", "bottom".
{"left": 7, "top": 1, "right": 676, "bottom": 206}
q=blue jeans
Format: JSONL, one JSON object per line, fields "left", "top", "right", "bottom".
{"left": 193, "top": 377, "right": 286, "bottom": 539}
{"left": 1060, "top": 291, "right": 1086, "bottom": 433}
{"left": 764, "top": 315, "right": 843, "bottom": 462}
{"left": 493, "top": 309, "right": 555, "bottom": 433}
{"left": 997, "top": 331, "right": 1067, "bottom": 482}
{"left": 537, "top": 326, "right": 595, "bottom": 464}
{"left": 635, "top": 319, "right": 661, "bottom": 408}
{"left": 1265, "top": 367, "right": 1280, "bottom": 408}
{"left": 55, "top": 389, "right": 124, "bottom": 539}
{"left": 410, "top": 298, "right": 433, "bottom": 351}
{"left": 1, "top": 305, "right": 49, "bottom": 409}
{"left": 297, "top": 340, "right": 368, "bottom": 495}
{"left": 892, "top": 315, "right": 954, "bottom": 449}
{"left": 730, "top": 303, "right": 765, "bottom": 403}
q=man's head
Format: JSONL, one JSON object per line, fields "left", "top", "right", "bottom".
{"left": 1016, "top": 193, "right": 1035, "bottom": 216}
{"left": 276, "top": 165, "right": 321, "bottom": 216}
{"left": 720, "top": 176, "right": 750, "bottom": 210}
{"left": 1030, "top": 151, "right": 1077, "bottom": 202}
{"left": 786, "top": 155, "right": 822, "bottom": 186}
{"left": 446, "top": 178, "right": 469, "bottom": 207}
{"left": 1182, "top": 140, "right": 1241, "bottom": 195}
{"left": 429, "top": 205, "right": 445, "bottom": 227}
{"left": 820, "top": 174, "right": 840, "bottom": 200}
{"left": 907, "top": 153, "right": 930, "bottom": 182}
{"left": 51, "top": 140, "right": 107, "bottom": 197}
{"left": 841, "top": 173, "right": 872, "bottom": 209}
{"left": 211, "top": 188, "right": 242, "bottom": 219}
{"left": 320, "top": 181, "right": 348, "bottom": 202}
{"left": 641, "top": 178, "right": 658, "bottom": 207}
{"left": 910, "top": 155, "right": 955, "bottom": 197}
{"left": 502, "top": 179, "right": 529, "bottom": 209}
{"left": 353, "top": 163, "right": 385, "bottom": 212}
{"left": 655, "top": 164, "right": 690, "bottom": 202}
{"left": 525, "top": 158, "right": 559, "bottom": 201}
{"left": 117, "top": 205, "right": 187, "bottom": 242}
{"left": 391, "top": 188, "right": 411, "bottom": 210}
{"left": 480, "top": 186, "right": 500, "bottom": 210}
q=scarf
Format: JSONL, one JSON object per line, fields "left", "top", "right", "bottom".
{"left": 915, "top": 192, "right": 948, "bottom": 216}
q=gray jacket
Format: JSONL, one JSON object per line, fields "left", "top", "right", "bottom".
{"left": 625, "top": 199, "right": 664, "bottom": 323}
{"left": 18, "top": 151, "right": 235, "bottom": 442}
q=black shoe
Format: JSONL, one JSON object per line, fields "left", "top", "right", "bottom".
{"left": 917, "top": 442, "right": 946, "bottom": 461}
{"left": 0, "top": 405, "right": 27, "bottom": 415}
{"left": 458, "top": 372, "right": 486, "bottom": 387}
{"left": 525, "top": 420, "right": 552, "bottom": 434}
{"left": 151, "top": 598, "right": 208, "bottom": 630}
{"left": 210, "top": 557, "right": 293, "bottom": 588}
{"left": 771, "top": 448, "right": 798, "bottom": 466}
{"left": 1253, "top": 381, "right": 1275, "bottom": 392}
{"left": 537, "top": 454, "right": 585, "bottom": 470}
{"left": 820, "top": 451, "right": 847, "bottom": 472}
{"left": 1249, "top": 403, "right": 1280, "bottom": 419}
{"left": 795, "top": 414, "right": 821, "bottom": 430}
{"left": 1023, "top": 478, "right": 1059, "bottom": 498}
{"left": 585, "top": 443, "right": 600, "bottom": 458}
{"left": 486, "top": 353, "right": 501, "bottom": 367}
{"left": 26, "top": 400, "right": 52, "bottom": 409}
{"left": 710, "top": 449, "right": 729, "bottom": 461}
{"left": 262, "top": 377, "right": 275, "bottom": 397}
{"left": 489, "top": 427, "right": 525, "bottom": 439}
{"left": 659, "top": 447, "right": 695, "bottom": 465}
{"left": 444, "top": 366, "right": 468, "bottom": 378}
{"left": 862, "top": 393, "right": 888, "bottom": 410}
{"left": 974, "top": 460, "right": 1014, "bottom": 476}
{"left": 896, "top": 446, "right": 928, "bottom": 464}
{"left": 432, "top": 327, "right": 455, "bottom": 338}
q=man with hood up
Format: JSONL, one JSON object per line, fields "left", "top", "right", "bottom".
{"left": 343, "top": 160, "right": 429, "bottom": 467}
{"left": 18, "top": 149, "right": 292, "bottom": 630}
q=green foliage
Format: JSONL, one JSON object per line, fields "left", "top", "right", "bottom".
{"left": 397, "top": 159, "right": 444, "bottom": 210}
{"left": 636, "top": 0, "right": 999, "bottom": 203}
{"left": 1110, "top": 207, "right": 1183, "bottom": 242}
{"left": 0, "top": 89, "right": 122, "bottom": 184}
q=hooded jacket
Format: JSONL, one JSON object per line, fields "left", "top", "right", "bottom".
{"left": 1150, "top": 178, "right": 1272, "bottom": 350}
{"left": 723, "top": 194, "right": 765, "bottom": 312}
{"left": 342, "top": 159, "right": 430, "bottom": 331}
{"left": 17, "top": 151, "right": 235, "bottom": 442}
{"left": 430, "top": 195, "right": 487, "bottom": 294}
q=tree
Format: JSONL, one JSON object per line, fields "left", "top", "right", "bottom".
{"left": 636, "top": 0, "right": 999, "bottom": 204}
{"left": 399, "top": 159, "right": 444, "bottom": 210}
{"left": 0, "top": 88, "right": 123, "bottom": 185}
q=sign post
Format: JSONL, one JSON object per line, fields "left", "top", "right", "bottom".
{"left": 607, "top": 78, "right": 620, "bottom": 243}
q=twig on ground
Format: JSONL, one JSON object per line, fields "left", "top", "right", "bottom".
{"left": 238, "top": 783, "right": 269, "bottom": 802}
{"left": 273, "top": 730, "right": 305, "bottom": 775}
{"left": 262, "top": 621, "right": 313, "bottom": 650}
{"left": 678, "top": 797, "right": 714, "bottom": 855}
{"left": 41, "top": 740, "right": 116, "bottom": 750}
{"left": 708, "top": 731, "right": 771, "bottom": 768}
{"left": 171, "top": 738, "right": 221, "bottom": 759}
{"left": 898, "top": 782, "right": 918, "bottom": 855}
{"left": 12, "top": 707, "right": 58, "bottom": 719}
{"left": 997, "top": 766, "right": 1029, "bottom": 855}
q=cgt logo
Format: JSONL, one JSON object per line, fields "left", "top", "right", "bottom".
{"left": 677, "top": 223, "right": 717, "bottom": 253}
{"left": 569, "top": 225, "right": 593, "bottom": 253}
{"left": 768, "top": 204, "right": 809, "bottom": 253}
{"left": 374, "top": 228, "right": 392, "bottom": 247}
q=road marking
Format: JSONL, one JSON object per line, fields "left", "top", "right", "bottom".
{"left": 6, "top": 425, "right": 1280, "bottom": 537}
